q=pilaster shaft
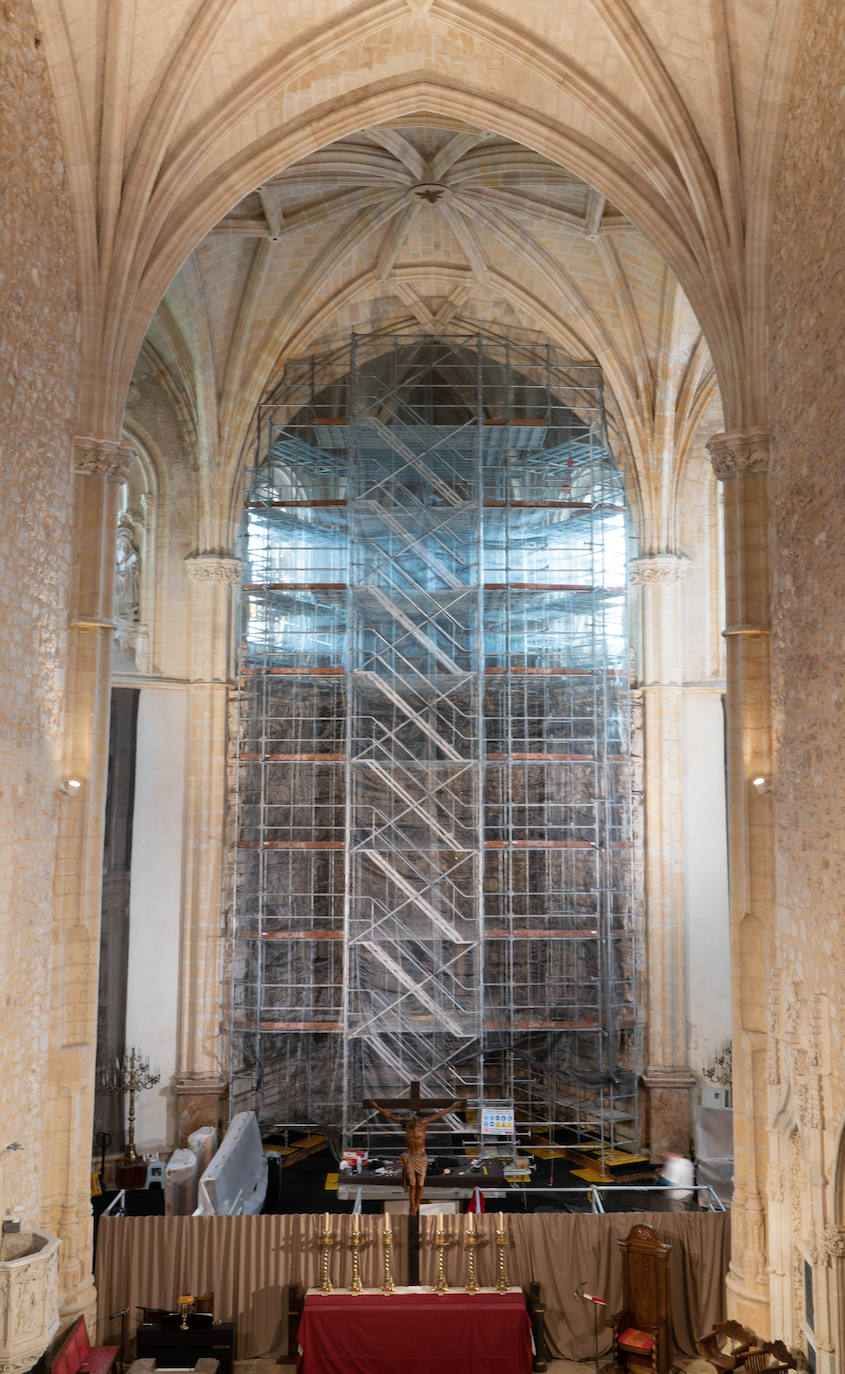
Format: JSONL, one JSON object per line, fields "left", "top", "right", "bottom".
{"left": 174, "top": 554, "right": 241, "bottom": 1142}
{"left": 706, "top": 428, "right": 773, "bottom": 1331}
{"left": 49, "top": 437, "right": 132, "bottom": 1320}
{"left": 631, "top": 553, "right": 695, "bottom": 1155}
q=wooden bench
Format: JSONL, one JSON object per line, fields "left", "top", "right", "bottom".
{"left": 48, "top": 1316, "right": 118, "bottom": 1374}
{"left": 697, "top": 1320, "right": 797, "bottom": 1372}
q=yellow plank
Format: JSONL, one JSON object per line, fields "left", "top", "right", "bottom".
{"left": 571, "top": 1166, "right": 615, "bottom": 1183}
{"left": 576, "top": 1148, "right": 649, "bottom": 1167}
{"left": 325, "top": 1172, "right": 339, "bottom": 1191}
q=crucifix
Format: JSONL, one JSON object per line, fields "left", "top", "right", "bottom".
{"left": 367, "top": 1081, "right": 465, "bottom": 1285}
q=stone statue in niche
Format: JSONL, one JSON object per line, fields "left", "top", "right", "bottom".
{"left": 114, "top": 516, "right": 140, "bottom": 652}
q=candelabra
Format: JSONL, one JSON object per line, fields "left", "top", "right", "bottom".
{"left": 348, "top": 1220, "right": 367, "bottom": 1295}
{"left": 494, "top": 1214, "right": 510, "bottom": 1294}
{"left": 100, "top": 1048, "right": 160, "bottom": 1163}
{"left": 432, "top": 1227, "right": 454, "bottom": 1296}
{"left": 380, "top": 1226, "right": 396, "bottom": 1294}
{"left": 317, "top": 1217, "right": 335, "bottom": 1295}
{"left": 463, "top": 1221, "right": 480, "bottom": 1295}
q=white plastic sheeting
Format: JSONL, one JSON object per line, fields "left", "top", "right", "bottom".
{"left": 165, "top": 1148, "right": 198, "bottom": 1216}
{"left": 196, "top": 1112, "right": 267, "bottom": 1215}
{"left": 188, "top": 1126, "right": 218, "bottom": 1176}
{"left": 694, "top": 1105, "right": 733, "bottom": 1206}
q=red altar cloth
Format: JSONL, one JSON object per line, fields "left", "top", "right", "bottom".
{"left": 296, "top": 1290, "right": 533, "bottom": 1374}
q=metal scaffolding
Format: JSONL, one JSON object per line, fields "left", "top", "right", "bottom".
{"left": 231, "top": 333, "right": 638, "bottom": 1159}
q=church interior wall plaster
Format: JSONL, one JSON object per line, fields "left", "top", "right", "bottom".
{"left": 0, "top": 0, "right": 78, "bottom": 1247}
{"left": 125, "top": 690, "right": 187, "bottom": 1151}
{"left": 768, "top": 0, "right": 845, "bottom": 1362}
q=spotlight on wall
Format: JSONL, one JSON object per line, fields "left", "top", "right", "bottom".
{"left": 751, "top": 775, "right": 773, "bottom": 795}
{"left": 60, "top": 778, "right": 82, "bottom": 796}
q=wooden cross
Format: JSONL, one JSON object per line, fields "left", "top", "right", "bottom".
{"left": 369, "top": 1080, "right": 458, "bottom": 1116}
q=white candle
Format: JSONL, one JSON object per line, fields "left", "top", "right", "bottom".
{"left": 466, "top": 1208, "right": 474, "bottom": 1232}
{"left": 352, "top": 1210, "right": 360, "bottom": 1234}
{"left": 498, "top": 1212, "right": 504, "bottom": 1230}
{"left": 323, "top": 1212, "right": 330, "bottom": 1230}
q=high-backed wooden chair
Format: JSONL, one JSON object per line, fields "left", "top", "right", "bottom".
{"left": 697, "top": 1320, "right": 796, "bottom": 1372}
{"left": 610, "top": 1223, "right": 673, "bottom": 1374}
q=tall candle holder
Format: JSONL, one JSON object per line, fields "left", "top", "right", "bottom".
{"left": 317, "top": 1219, "right": 335, "bottom": 1295}
{"left": 348, "top": 1221, "right": 367, "bottom": 1295}
{"left": 432, "top": 1226, "right": 454, "bottom": 1296}
{"left": 379, "top": 1226, "right": 396, "bottom": 1294}
{"left": 463, "top": 1228, "right": 481, "bottom": 1295}
{"left": 494, "top": 1221, "right": 510, "bottom": 1293}
{"left": 99, "top": 1048, "right": 160, "bottom": 1163}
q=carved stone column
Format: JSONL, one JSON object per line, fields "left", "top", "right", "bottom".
{"left": 630, "top": 553, "right": 696, "bottom": 1156}
{"left": 172, "top": 553, "right": 241, "bottom": 1143}
{"left": 706, "top": 427, "right": 773, "bottom": 1330}
{"left": 47, "top": 437, "right": 133, "bottom": 1320}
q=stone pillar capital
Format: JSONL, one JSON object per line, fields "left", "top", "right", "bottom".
{"left": 706, "top": 427, "right": 771, "bottom": 480}
{"left": 629, "top": 552, "right": 691, "bottom": 585}
{"left": 73, "top": 435, "right": 135, "bottom": 483}
{"left": 184, "top": 552, "right": 242, "bottom": 585}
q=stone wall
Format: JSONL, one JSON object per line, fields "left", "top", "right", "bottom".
{"left": 768, "top": 0, "right": 845, "bottom": 1361}
{"left": 0, "top": 0, "right": 78, "bottom": 1222}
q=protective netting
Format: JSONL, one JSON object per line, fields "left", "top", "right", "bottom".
{"left": 231, "top": 334, "right": 638, "bottom": 1156}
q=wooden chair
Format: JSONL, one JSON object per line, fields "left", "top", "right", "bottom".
{"left": 609, "top": 1223, "right": 673, "bottom": 1374}
{"left": 193, "top": 1294, "right": 214, "bottom": 1317}
{"left": 697, "top": 1320, "right": 797, "bottom": 1372}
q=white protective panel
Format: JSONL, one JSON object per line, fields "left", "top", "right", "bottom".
{"left": 165, "top": 1148, "right": 198, "bottom": 1216}
{"left": 198, "top": 1111, "right": 267, "bottom": 1215}
{"left": 188, "top": 1126, "right": 218, "bottom": 1176}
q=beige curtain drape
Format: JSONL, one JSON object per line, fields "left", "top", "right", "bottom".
{"left": 95, "top": 1211, "right": 728, "bottom": 1362}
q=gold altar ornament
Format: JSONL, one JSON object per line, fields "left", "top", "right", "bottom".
{"left": 380, "top": 1223, "right": 396, "bottom": 1295}
{"left": 494, "top": 1212, "right": 510, "bottom": 1294}
{"left": 463, "top": 1210, "right": 480, "bottom": 1295}
{"left": 432, "top": 1226, "right": 455, "bottom": 1296}
{"left": 100, "top": 1048, "right": 161, "bottom": 1164}
{"left": 317, "top": 1215, "right": 335, "bottom": 1295}
{"left": 177, "top": 1296, "right": 193, "bottom": 1330}
{"left": 348, "top": 1212, "right": 366, "bottom": 1295}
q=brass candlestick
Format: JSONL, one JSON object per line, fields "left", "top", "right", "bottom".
{"left": 380, "top": 1227, "right": 396, "bottom": 1294}
{"left": 177, "top": 1296, "right": 193, "bottom": 1331}
{"left": 348, "top": 1227, "right": 367, "bottom": 1295}
{"left": 463, "top": 1229, "right": 481, "bottom": 1295}
{"left": 100, "top": 1048, "right": 160, "bottom": 1163}
{"left": 317, "top": 1223, "right": 335, "bottom": 1295}
{"left": 494, "top": 1227, "right": 510, "bottom": 1293}
{"left": 432, "top": 1226, "right": 455, "bottom": 1296}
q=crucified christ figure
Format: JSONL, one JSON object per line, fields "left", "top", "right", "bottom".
{"left": 367, "top": 1097, "right": 464, "bottom": 1215}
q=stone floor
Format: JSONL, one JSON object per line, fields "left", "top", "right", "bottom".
{"left": 239, "top": 1352, "right": 713, "bottom": 1372}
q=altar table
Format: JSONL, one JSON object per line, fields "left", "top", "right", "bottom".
{"left": 296, "top": 1289, "right": 533, "bottom": 1374}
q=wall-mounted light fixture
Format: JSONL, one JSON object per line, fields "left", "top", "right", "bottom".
{"left": 60, "top": 778, "right": 81, "bottom": 796}
{"left": 751, "top": 775, "right": 773, "bottom": 795}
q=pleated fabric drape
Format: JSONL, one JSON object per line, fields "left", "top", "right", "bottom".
{"left": 95, "top": 1210, "right": 728, "bottom": 1363}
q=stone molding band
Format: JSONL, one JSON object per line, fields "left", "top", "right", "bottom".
{"left": 706, "top": 427, "right": 771, "bottom": 480}
{"left": 184, "top": 553, "right": 242, "bottom": 584}
{"left": 629, "top": 553, "right": 691, "bottom": 585}
{"left": 73, "top": 436, "right": 135, "bottom": 483}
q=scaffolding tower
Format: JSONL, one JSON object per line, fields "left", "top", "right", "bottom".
{"left": 232, "top": 333, "right": 638, "bottom": 1159}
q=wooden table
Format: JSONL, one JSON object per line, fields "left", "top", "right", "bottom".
{"left": 296, "top": 1288, "right": 533, "bottom": 1374}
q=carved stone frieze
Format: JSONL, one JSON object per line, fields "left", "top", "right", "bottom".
{"left": 766, "top": 1163, "right": 785, "bottom": 1205}
{"left": 184, "top": 553, "right": 242, "bottom": 585}
{"left": 705, "top": 427, "right": 771, "bottom": 480}
{"left": 629, "top": 553, "right": 691, "bottom": 585}
{"left": 73, "top": 436, "right": 135, "bottom": 483}
{"left": 821, "top": 1225, "right": 845, "bottom": 1262}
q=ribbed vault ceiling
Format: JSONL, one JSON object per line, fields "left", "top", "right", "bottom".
{"left": 134, "top": 116, "right": 719, "bottom": 543}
